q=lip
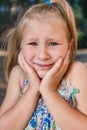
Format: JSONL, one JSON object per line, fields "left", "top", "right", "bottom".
{"left": 34, "top": 63, "right": 54, "bottom": 70}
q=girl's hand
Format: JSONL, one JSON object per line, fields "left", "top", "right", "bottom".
{"left": 18, "top": 51, "right": 41, "bottom": 94}
{"left": 40, "top": 51, "right": 70, "bottom": 93}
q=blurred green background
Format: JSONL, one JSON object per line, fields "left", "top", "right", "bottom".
{"left": 0, "top": 0, "right": 87, "bottom": 49}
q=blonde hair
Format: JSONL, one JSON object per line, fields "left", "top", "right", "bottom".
{"left": 3, "top": 0, "right": 77, "bottom": 80}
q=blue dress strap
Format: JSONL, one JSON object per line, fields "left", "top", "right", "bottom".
{"left": 20, "top": 78, "right": 28, "bottom": 96}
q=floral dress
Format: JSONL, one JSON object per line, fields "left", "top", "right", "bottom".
{"left": 20, "top": 78, "right": 78, "bottom": 130}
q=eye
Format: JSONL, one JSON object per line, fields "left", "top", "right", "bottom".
{"left": 27, "top": 42, "right": 37, "bottom": 46}
{"left": 49, "top": 42, "right": 58, "bottom": 46}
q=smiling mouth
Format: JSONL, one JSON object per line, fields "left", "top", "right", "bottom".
{"left": 34, "top": 63, "right": 54, "bottom": 70}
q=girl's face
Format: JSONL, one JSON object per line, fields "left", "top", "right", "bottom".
{"left": 21, "top": 19, "right": 70, "bottom": 78}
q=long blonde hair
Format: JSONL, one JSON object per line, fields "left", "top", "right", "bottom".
{"left": 3, "top": 0, "right": 77, "bottom": 80}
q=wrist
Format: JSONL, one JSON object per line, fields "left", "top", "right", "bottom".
{"left": 40, "top": 85, "right": 57, "bottom": 95}
{"left": 40, "top": 87, "right": 54, "bottom": 97}
{"left": 41, "top": 89, "right": 58, "bottom": 103}
{"left": 28, "top": 88, "right": 40, "bottom": 98}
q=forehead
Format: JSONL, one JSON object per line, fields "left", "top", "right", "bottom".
{"left": 21, "top": 17, "right": 69, "bottom": 47}
{"left": 22, "top": 14, "right": 69, "bottom": 36}
{"left": 24, "top": 13, "right": 67, "bottom": 26}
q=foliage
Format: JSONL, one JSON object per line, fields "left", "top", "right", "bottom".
{"left": 68, "top": 0, "right": 87, "bottom": 48}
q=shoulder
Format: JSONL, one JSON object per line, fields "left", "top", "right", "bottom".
{"left": 8, "top": 65, "right": 26, "bottom": 87}
{"left": 67, "top": 61, "right": 87, "bottom": 88}
{"left": 68, "top": 61, "right": 87, "bottom": 114}
{"left": 10, "top": 65, "right": 26, "bottom": 78}
{"left": 11, "top": 65, "right": 24, "bottom": 75}
{"left": 0, "top": 65, "right": 26, "bottom": 114}
{"left": 69, "top": 61, "right": 87, "bottom": 83}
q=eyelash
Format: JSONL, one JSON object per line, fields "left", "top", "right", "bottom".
{"left": 49, "top": 42, "right": 58, "bottom": 46}
{"left": 27, "top": 42, "right": 58, "bottom": 46}
{"left": 27, "top": 42, "right": 37, "bottom": 46}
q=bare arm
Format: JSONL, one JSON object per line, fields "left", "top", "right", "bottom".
{"left": 0, "top": 89, "right": 39, "bottom": 130}
{"left": 41, "top": 88, "right": 87, "bottom": 130}
{"left": 40, "top": 61, "right": 87, "bottom": 130}
{"left": 0, "top": 65, "right": 40, "bottom": 130}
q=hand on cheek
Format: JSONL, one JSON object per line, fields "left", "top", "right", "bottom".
{"left": 18, "top": 51, "right": 41, "bottom": 94}
{"left": 40, "top": 57, "right": 63, "bottom": 93}
{"left": 40, "top": 51, "right": 70, "bottom": 94}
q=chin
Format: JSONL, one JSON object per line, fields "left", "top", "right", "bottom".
{"left": 37, "top": 71, "right": 48, "bottom": 79}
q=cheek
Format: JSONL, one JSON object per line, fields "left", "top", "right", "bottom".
{"left": 53, "top": 48, "right": 67, "bottom": 60}
{"left": 22, "top": 48, "right": 33, "bottom": 62}
{"left": 61, "top": 49, "right": 67, "bottom": 57}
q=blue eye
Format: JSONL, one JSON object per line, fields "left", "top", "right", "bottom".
{"left": 27, "top": 42, "right": 37, "bottom": 46}
{"left": 49, "top": 42, "right": 58, "bottom": 46}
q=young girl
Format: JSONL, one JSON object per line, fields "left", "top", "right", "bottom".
{"left": 0, "top": 0, "right": 87, "bottom": 130}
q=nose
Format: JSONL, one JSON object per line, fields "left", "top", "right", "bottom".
{"left": 37, "top": 47, "right": 50, "bottom": 60}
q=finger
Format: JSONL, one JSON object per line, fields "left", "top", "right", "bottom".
{"left": 47, "top": 57, "right": 63, "bottom": 76}
{"left": 21, "top": 55, "right": 30, "bottom": 72}
{"left": 21, "top": 55, "right": 41, "bottom": 87}
{"left": 22, "top": 55, "right": 37, "bottom": 76}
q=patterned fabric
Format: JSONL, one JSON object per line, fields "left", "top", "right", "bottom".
{"left": 22, "top": 78, "right": 78, "bottom": 130}
{"left": 58, "top": 78, "right": 78, "bottom": 108}
{"left": 25, "top": 98, "right": 61, "bottom": 130}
